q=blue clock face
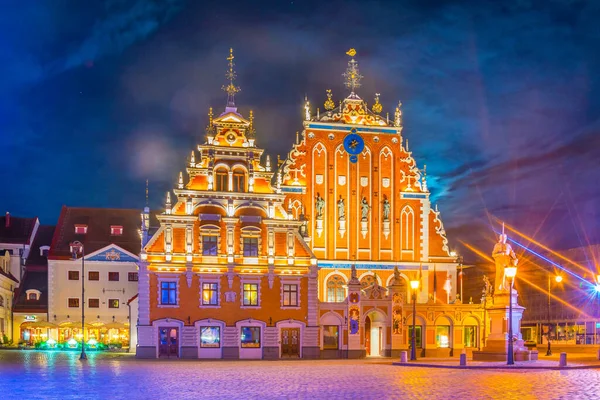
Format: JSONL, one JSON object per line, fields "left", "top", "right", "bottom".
{"left": 343, "top": 133, "right": 365, "bottom": 159}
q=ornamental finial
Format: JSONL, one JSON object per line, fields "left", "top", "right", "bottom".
{"left": 324, "top": 89, "right": 335, "bottom": 111}
{"left": 206, "top": 107, "right": 215, "bottom": 138}
{"left": 190, "top": 151, "right": 195, "bottom": 166}
{"left": 422, "top": 164, "right": 428, "bottom": 192}
{"left": 394, "top": 101, "right": 403, "bottom": 127}
{"left": 372, "top": 93, "right": 382, "bottom": 114}
{"left": 178, "top": 171, "right": 184, "bottom": 189}
{"left": 343, "top": 48, "right": 362, "bottom": 94}
{"left": 304, "top": 96, "right": 311, "bottom": 121}
{"left": 222, "top": 48, "right": 240, "bottom": 107}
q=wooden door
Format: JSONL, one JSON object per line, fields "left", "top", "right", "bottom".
{"left": 158, "top": 327, "right": 178, "bottom": 358}
{"left": 281, "top": 328, "right": 300, "bottom": 357}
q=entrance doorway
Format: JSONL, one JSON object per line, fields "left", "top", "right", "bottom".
{"left": 158, "top": 327, "right": 178, "bottom": 358}
{"left": 281, "top": 328, "right": 300, "bottom": 357}
{"left": 365, "top": 311, "right": 385, "bottom": 357}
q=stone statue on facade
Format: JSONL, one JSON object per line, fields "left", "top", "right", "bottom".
{"left": 492, "top": 227, "right": 518, "bottom": 292}
{"left": 315, "top": 193, "right": 325, "bottom": 219}
{"left": 360, "top": 197, "right": 370, "bottom": 221}
{"left": 382, "top": 197, "right": 391, "bottom": 221}
{"left": 481, "top": 275, "right": 493, "bottom": 304}
{"left": 337, "top": 196, "right": 345, "bottom": 221}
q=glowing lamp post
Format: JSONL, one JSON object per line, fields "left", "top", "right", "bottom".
{"left": 71, "top": 241, "right": 87, "bottom": 361}
{"left": 546, "top": 274, "right": 563, "bottom": 356}
{"left": 596, "top": 274, "right": 600, "bottom": 292}
{"left": 410, "top": 279, "right": 420, "bottom": 361}
{"left": 504, "top": 266, "right": 517, "bottom": 365}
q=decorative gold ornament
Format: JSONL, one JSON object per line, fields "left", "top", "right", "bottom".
{"left": 372, "top": 93, "right": 382, "bottom": 114}
{"left": 222, "top": 48, "right": 240, "bottom": 106}
{"left": 343, "top": 49, "right": 362, "bottom": 93}
{"left": 346, "top": 48, "right": 357, "bottom": 57}
{"left": 324, "top": 89, "right": 335, "bottom": 111}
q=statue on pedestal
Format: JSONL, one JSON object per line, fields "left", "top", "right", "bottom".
{"left": 360, "top": 197, "right": 370, "bottom": 221}
{"left": 337, "top": 196, "right": 345, "bottom": 221}
{"left": 315, "top": 193, "right": 325, "bottom": 219}
{"left": 382, "top": 197, "right": 391, "bottom": 221}
{"left": 492, "top": 226, "right": 518, "bottom": 292}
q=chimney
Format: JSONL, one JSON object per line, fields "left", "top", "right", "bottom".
{"left": 5, "top": 212, "right": 9, "bottom": 228}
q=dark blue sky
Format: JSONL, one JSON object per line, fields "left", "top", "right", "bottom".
{"left": 1, "top": 0, "right": 599, "bottom": 256}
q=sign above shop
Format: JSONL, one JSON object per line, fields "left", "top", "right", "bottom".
{"left": 24, "top": 315, "right": 36, "bottom": 321}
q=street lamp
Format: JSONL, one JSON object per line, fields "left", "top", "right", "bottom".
{"left": 546, "top": 274, "right": 563, "bottom": 356}
{"left": 71, "top": 241, "right": 87, "bottom": 361}
{"left": 504, "top": 266, "right": 517, "bottom": 365}
{"left": 410, "top": 279, "right": 420, "bottom": 361}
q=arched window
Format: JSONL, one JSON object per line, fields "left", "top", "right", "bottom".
{"left": 0, "top": 295, "right": 4, "bottom": 307}
{"left": 326, "top": 275, "right": 346, "bottom": 302}
{"left": 232, "top": 169, "right": 246, "bottom": 192}
{"left": 28, "top": 293, "right": 38, "bottom": 301}
{"left": 215, "top": 168, "right": 229, "bottom": 191}
{"left": 360, "top": 275, "right": 376, "bottom": 289}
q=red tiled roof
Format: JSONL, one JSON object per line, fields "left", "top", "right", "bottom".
{"left": 49, "top": 206, "right": 149, "bottom": 259}
{"left": 0, "top": 214, "right": 37, "bottom": 244}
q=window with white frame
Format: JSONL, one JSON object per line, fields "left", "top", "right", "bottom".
{"left": 74, "top": 224, "right": 87, "bottom": 234}
{"left": 282, "top": 284, "right": 298, "bottom": 307}
{"left": 160, "top": 281, "right": 177, "bottom": 305}
{"left": 202, "top": 235, "right": 218, "bottom": 256}
{"left": 202, "top": 282, "right": 219, "bottom": 306}
{"left": 326, "top": 275, "right": 346, "bottom": 303}
{"left": 242, "top": 237, "right": 259, "bottom": 257}
{"left": 242, "top": 283, "right": 258, "bottom": 306}
{"left": 110, "top": 225, "right": 123, "bottom": 235}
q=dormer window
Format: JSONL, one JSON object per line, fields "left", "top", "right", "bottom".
{"left": 25, "top": 289, "right": 42, "bottom": 301}
{"left": 110, "top": 225, "right": 123, "bottom": 236}
{"left": 74, "top": 224, "right": 88, "bottom": 234}
{"left": 39, "top": 245, "right": 50, "bottom": 257}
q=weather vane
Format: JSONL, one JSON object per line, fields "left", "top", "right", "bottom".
{"left": 343, "top": 48, "right": 362, "bottom": 94}
{"left": 222, "top": 48, "right": 240, "bottom": 107}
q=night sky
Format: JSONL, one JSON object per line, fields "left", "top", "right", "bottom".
{"left": 1, "top": 0, "right": 599, "bottom": 258}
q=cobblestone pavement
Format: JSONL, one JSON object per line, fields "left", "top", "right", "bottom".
{"left": 0, "top": 351, "right": 599, "bottom": 400}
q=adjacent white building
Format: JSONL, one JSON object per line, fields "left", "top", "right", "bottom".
{"left": 47, "top": 206, "right": 143, "bottom": 349}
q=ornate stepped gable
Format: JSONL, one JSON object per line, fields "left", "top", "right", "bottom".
{"left": 280, "top": 49, "right": 450, "bottom": 261}
{"left": 142, "top": 49, "right": 313, "bottom": 271}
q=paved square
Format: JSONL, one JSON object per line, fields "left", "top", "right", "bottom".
{"left": 0, "top": 351, "right": 599, "bottom": 399}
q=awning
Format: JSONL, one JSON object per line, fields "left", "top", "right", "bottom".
{"left": 20, "top": 321, "right": 58, "bottom": 329}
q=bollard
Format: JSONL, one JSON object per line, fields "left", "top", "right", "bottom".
{"left": 459, "top": 353, "right": 467, "bottom": 366}
{"left": 400, "top": 351, "right": 408, "bottom": 363}
{"left": 558, "top": 352, "right": 567, "bottom": 368}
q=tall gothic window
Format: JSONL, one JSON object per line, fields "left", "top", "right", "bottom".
{"left": 232, "top": 170, "right": 246, "bottom": 192}
{"left": 326, "top": 275, "right": 346, "bottom": 303}
{"left": 215, "top": 168, "right": 228, "bottom": 191}
{"left": 401, "top": 205, "right": 414, "bottom": 251}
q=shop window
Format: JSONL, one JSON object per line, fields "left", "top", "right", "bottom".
{"left": 435, "top": 326, "right": 450, "bottom": 348}
{"left": 68, "top": 298, "right": 80, "bottom": 308}
{"left": 110, "top": 225, "right": 123, "bottom": 236}
{"left": 200, "top": 326, "right": 220, "bottom": 348}
{"left": 128, "top": 272, "right": 138, "bottom": 282}
{"left": 464, "top": 326, "right": 477, "bottom": 348}
{"left": 108, "top": 299, "right": 119, "bottom": 308}
{"left": 282, "top": 284, "right": 298, "bottom": 307}
{"left": 242, "top": 283, "right": 258, "bottom": 306}
{"left": 68, "top": 271, "right": 80, "bottom": 280}
{"left": 215, "top": 168, "right": 228, "bottom": 191}
{"left": 408, "top": 326, "right": 422, "bottom": 348}
{"left": 326, "top": 275, "right": 346, "bottom": 303}
{"left": 232, "top": 170, "right": 246, "bottom": 192}
{"left": 242, "top": 237, "right": 259, "bottom": 257}
{"left": 202, "top": 235, "right": 218, "bottom": 256}
{"left": 202, "top": 283, "right": 219, "bottom": 305}
{"left": 323, "top": 325, "right": 339, "bottom": 349}
{"left": 88, "top": 298, "right": 100, "bottom": 308}
{"left": 108, "top": 272, "right": 119, "bottom": 281}
{"left": 240, "top": 326, "right": 260, "bottom": 348}
{"left": 160, "top": 282, "right": 177, "bottom": 305}
{"left": 88, "top": 271, "right": 100, "bottom": 281}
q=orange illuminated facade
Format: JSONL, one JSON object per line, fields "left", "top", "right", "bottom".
{"left": 136, "top": 50, "right": 318, "bottom": 359}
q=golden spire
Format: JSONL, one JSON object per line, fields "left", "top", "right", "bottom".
{"left": 222, "top": 48, "right": 240, "bottom": 107}
{"left": 206, "top": 107, "right": 215, "bottom": 137}
{"left": 247, "top": 110, "right": 256, "bottom": 139}
{"left": 372, "top": 93, "right": 382, "bottom": 114}
{"left": 343, "top": 48, "right": 362, "bottom": 94}
{"left": 324, "top": 89, "right": 335, "bottom": 111}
